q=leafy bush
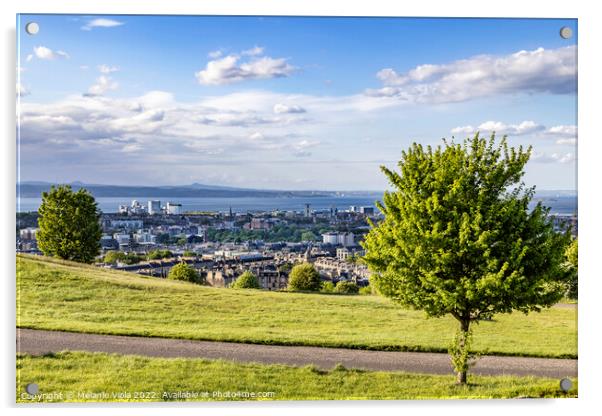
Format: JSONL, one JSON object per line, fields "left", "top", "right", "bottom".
{"left": 121, "top": 253, "right": 144, "bottom": 265}
{"left": 167, "top": 262, "right": 203, "bottom": 284}
{"left": 147, "top": 249, "right": 173, "bottom": 260}
{"left": 321, "top": 281, "right": 335, "bottom": 293}
{"left": 359, "top": 285, "right": 373, "bottom": 295}
{"left": 231, "top": 271, "right": 261, "bottom": 289}
{"left": 334, "top": 281, "right": 359, "bottom": 294}
{"left": 288, "top": 263, "right": 321, "bottom": 292}
{"left": 103, "top": 251, "right": 125, "bottom": 264}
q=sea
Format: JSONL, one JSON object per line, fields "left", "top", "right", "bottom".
{"left": 16, "top": 194, "right": 578, "bottom": 215}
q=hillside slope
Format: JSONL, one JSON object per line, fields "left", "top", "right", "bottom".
{"left": 16, "top": 254, "right": 577, "bottom": 358}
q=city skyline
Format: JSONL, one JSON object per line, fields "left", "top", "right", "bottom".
{"left": 17, "top": 15, "right": 577, "bottom": 191}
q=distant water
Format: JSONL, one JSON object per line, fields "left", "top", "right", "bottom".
{"left": 16, "top": 194, "right": 577, "bottom": 215}
{"left": 16, "top": 195, "right": 383, "bottom": 214}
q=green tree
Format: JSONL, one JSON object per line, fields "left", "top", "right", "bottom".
{"left": 231, "top": 271, "right": 261, "bottom": 289}
{"left": 362, "top": 134, "right": 572, "bottom": 384}
{"left": 37, "top": 185, "right": 102, "bottom": 263}
{"left": 103, "top": 250, "right": 125, "bottom": 264}
{"left": 167, "top": 262, "right": 203, "bottom": 284}
{"left": 334, "top": 281, "right": 359, "bottom": 294}
{"left": 301, "top": 231, "right": 317, "bottom": 242}
{"left": 287, "top": 263, "right": 321, "bottom": 291}
{"left": 359, "top": 285, "right": 373, "bottom": 295}
{"left": 182, "top": 250, "right": 197, "bottom": 257}
{"left": 320, "top": 281, "right": 335, "bottom": 293}
{"left": 122, "top": 253, "right": 144, "bottom": 265}
{"left": 147, "top": 250, "right": 173, "bottom": 260}
{"left": 563, "top": 238, "right": 578, "bottom": 299}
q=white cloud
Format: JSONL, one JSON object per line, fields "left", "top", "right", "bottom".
{"left": 249, "top": 132, "right": 264, "bottom": 140}
{"left": 80, "top": 65, "right": 89, "bottom": 70}
{"left": 546, "top": 125, "right": 578, "bottom": 145}
{"left": 242, "top": 46, "right": 265, "bottom": 56}
{"left": 195, "top": 49, "right": 296, "bottom": 85}
{"left": 292, "top": 139, "right": 320, "bottom": 157}
{"left": 82, "top": 18, "right": 124, "bottom": 31}
{"left": 451, "top": 120, "right": 545, "bottom": 136}
{"left": 98, "top": 64, "right": 119, "bottom": 74}
{"left": 366, "top": 46, "right": 577, "bottom": 103}
{"left": 450, "top": 125, "right": 475, "bottom": 135}
{"left": 85, "top": 75, "right": 118, "bottom": 96}
{"left": 532, "top": 152, "right": 575, "bottom": 164}
{"left": 555, "top": 138, "right": 577, "bottom": 145}
{"left": 451, "top": 120, "right": 579, "bottom": 147}
{"left": 26, "top": 54, "right": 33, "bottom": 62}
{"left": 32, "top": 46, "right": 69, "bottom": 60}
{"left": 208, "top": 50, "right": 223, "bottom": 59}
{"left": 273, "top": 103, "right": 306, "bottom": 114}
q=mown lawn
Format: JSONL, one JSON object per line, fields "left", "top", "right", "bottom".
{"left": 17, "top": 254, "right": 577, "bottom": 358}
{"left": 16, "top": 351, "right": 577, "bottom": 402}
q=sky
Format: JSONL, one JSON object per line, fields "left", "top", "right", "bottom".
{"left": 16, "top": 15, "right": 578, "bottom": 191}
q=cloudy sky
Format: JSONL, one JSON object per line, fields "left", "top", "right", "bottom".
{"left": 17, "top": 15, "right": 577, "bottom": 191}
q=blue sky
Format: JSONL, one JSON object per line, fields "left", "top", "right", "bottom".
{"left": 17, "top": 15, "right": 577, "bottom": 190}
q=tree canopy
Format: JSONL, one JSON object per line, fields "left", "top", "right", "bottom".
{"left": 167, "top": 262, "right": 203, "bottom": 284}
{"left": 361, "top": 134, "right": 572, "bottom": 383}
{"left": 231, "top": 271, "right": 261, "bottom": 289}
{"left": 36, "top": 185, "right": 102, "bottom": 263}
{"left": 287, "top": 263, "right": 321, "bottom": 292}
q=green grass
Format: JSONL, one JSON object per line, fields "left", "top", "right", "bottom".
{"left": 17, "top": 254, "right": 577, "bottom": 358}
{"left": 16, "top": 351, "right": 577, "bottom": 402}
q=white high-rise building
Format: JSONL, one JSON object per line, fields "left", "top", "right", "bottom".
{"left": 148, "top": 200, "right": 161, "bottom": 215}
{"left": 166, "top": 202, "right": 182, "bottom": 215}
{"left": 321, "top": 231, "right": 355, "bottom": 247}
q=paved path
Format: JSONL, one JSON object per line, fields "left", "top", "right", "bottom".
{"left": 17, "top": 328, "right": 577, "bottom": 378}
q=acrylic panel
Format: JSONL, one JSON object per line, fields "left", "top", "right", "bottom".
{"left": 16, "top": 14, "right": 578, "bottom": 403}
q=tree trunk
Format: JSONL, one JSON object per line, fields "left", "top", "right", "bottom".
{"left": 456, "top": 319, "right": 470, "bottom": 385}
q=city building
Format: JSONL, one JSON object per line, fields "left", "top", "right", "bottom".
{"left": 336, "top": 247, "right": 365, "bottom": 261}
{"left": 100, "top": 235, "right": 119, "bottom": 250}
{"left": 134, "top": 229, "right": 156, "bottom": 245}
{"left": 246, "top": 217, "right": 274, "bottom": 230}
{"left": 359, "top": 206, "right": 375, "bottom": 215}
{"left": 148, "top": 200, "right": 161, "bottom": 215}
{"left": 321, "top": 231, "right": 355, "bottom": 247}
{"left": 109, "top": 219, "right": 143, "bottom": 230}
{"left": 19, "top": 227, "right": 38, "bottom": 241}
{"left": 166, "top": 202, "right": 182, "bottom": 215}
{"left": 129, "top": 200, "right": 147, "bottom": 215}
{"left": 113, "top": 232, "right": 131, "bottom": 246}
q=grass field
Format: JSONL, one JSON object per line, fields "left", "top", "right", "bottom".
{"left": 16, "top": 351, "right": 577, "bottom": 402}
{"left": 17, "top": 254, "right": 577, "bottom": 358}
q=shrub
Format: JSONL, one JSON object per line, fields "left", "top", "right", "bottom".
{"left": 147, "top": 249, "right": 173, "bottom": 260}
{"left": 334, "top": 281, "right": 359, "bottom": 294}
{"left": 359, "top": 285, "right": 373, "bottom": 295}
{"left": 231, "top": 271, "right": 261, "bottom": 289}
{"left": 321, "top": 281, "right": 335, "bottom": 293}
{"left": 103, "top": 251, "right": 125, "bottom": 264}
{"left": 167, "top": 262, "right": 203, "bottom": 284}
{"left": 287, "top": 263, "right": 321, "bottom": 292}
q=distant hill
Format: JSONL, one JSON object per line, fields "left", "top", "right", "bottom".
{"left": 17, "top": 181, "right": 334, "bottom": 199}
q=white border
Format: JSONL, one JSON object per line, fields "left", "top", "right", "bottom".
{"left": 3, "top": 1, "right": 601, "bottom": 415}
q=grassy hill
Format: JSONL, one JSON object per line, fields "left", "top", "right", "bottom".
{"left": 16, "top": 254, "right": 577, "bottom": 358}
